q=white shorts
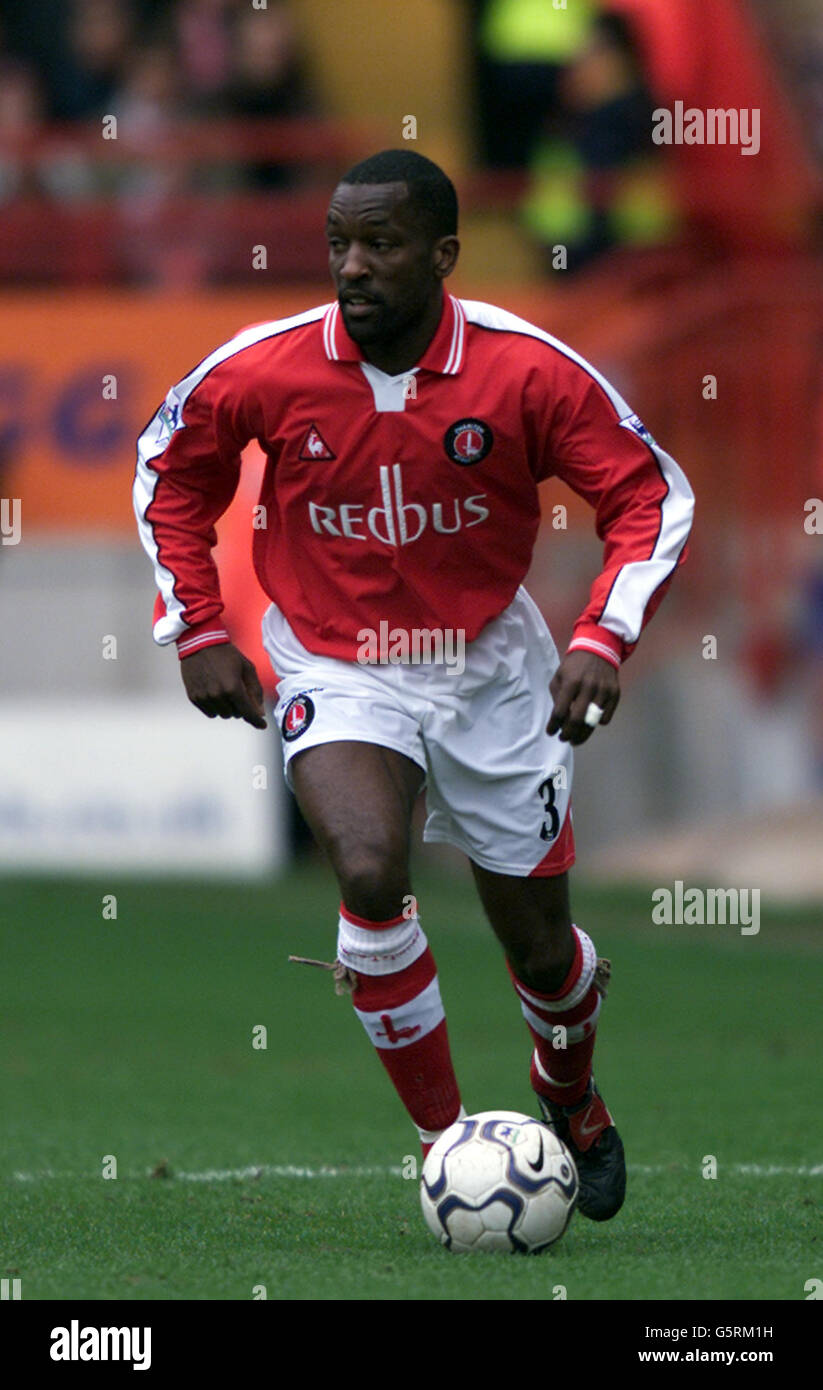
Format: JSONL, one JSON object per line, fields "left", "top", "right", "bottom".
{"left": 262, "top": 587, "right": 575, "bottom": 878}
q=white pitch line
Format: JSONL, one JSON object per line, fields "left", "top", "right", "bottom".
{"left": 9, "top": 1164, "right": 404, "bottom": 1183}
{"left": 629, "top": 1163, "right": 823, "bottom": 1177}
{"left": 9, "top": 1161, "right": 823, "bottom": 1183}
{"left": 170, "top": 1163, "right": 405, "bottom": 1182}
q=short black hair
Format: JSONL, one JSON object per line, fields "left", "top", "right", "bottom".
{"left": 338, "top": 149, "right": 458, "bottom": 240}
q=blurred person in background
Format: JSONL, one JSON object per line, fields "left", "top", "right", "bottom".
{"left": 0, "top": 59, "right": 47, "bottom": 204}
{"left": 173, "top": 0, "right": 240, "bottom": 111}
{"left": 521, "top": 11, "right": 678, "bottom": 272}
{"left": 59, "top": 0, "right": 137, "bottom": 121}
{"left": 109, "top": 38, "right": 207, "bottom": 284}
{"left": 1, "top": 0, "right": 70, "bottom": 120}
{"left": 751, "top": 0, "right": 823, "bottom": 168}
{"left": 0, "top": 44, "right": 108, "bottom": 210}
{"left": 109, "top": 41, "right": 186, "bottom": 157}
{"left": 469, "top": 0, "right": 597, "bottom": 169}
{"left": 220, "top": 0, "right": 316, "bottom": 189}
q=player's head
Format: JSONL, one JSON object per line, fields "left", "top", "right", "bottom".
{"left": 326, "top": 149, "right": 460, "bottom": 351}
{"left": 339, "top": 149, "right": 458, "bottom": 241}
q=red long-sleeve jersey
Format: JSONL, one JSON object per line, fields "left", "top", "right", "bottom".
{"left": 134, "top": 293, "right": 694, "bottom": 667}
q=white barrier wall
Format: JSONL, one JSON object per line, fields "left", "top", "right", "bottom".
{"left": 0, "top": 699, "right": 284, "bottom": 876}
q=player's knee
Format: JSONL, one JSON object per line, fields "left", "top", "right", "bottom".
{"left": 337, "top": 846, "right": 410, "bottom": 922}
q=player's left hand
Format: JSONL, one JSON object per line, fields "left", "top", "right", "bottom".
{"left": 547, "top": 650, "right": 619, "bottom": 745}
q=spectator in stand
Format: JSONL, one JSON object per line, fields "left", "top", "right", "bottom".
{"left": 521, "top": 11, "right": 679, "bottom": 272}
{"left": 0, "top": 47, "right": 105, "bottom": 208}
{"left": 110, "top": 42, "right": 186, "bottom": 170}
{"left": 0, "top": 60, "right": 46, "bottom": 203}
{"left": 173, "top": 0, "right": 241, "bottom": 114}
{"left": 468, "top": 0, "right": 597, "bottom": 169}
{"left": 59, "top": 0, "right": 137, "bottom": 121}
{"left": 751, "top": 0, "right": 823, "bottom": 166}
{"left": 107, "top": 40, "right": 203, "bottom": 284}
{"left": 220, "top": 0, "right": 315, "bottom": 189}
{"left": 1, "top": 0, "right": 79, "bottom": 121}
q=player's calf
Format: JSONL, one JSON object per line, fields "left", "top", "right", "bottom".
{"left": 507, "top": 928, "right": 626, "bottom": 1221}
{"left": 337, "top": 902, "right": 464, "bottom": 1155}
{"left": 508, "top": 924, "right": 604, "bottom": 1106}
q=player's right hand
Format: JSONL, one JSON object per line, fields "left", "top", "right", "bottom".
{"left": 180, "top": 643, "right": 267, "bottom": 729}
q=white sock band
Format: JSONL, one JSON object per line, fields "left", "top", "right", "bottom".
{"left": 337, "top": 909, "right": 428, "bottom": 978}
{"left": 514, "top": 925, "right": 598, "bottom": 1014}
{"left": 355, "top": 975, "right": 446, "bottom": 1049}
{"left": 521, "top": 994, "right": 602, "bottom": 1044}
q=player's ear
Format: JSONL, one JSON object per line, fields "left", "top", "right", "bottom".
{"left": 433, "top": 236, "right": 459, "bottom": 280}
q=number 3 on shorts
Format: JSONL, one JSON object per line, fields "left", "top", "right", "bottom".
{"left": 538, "top": 774, "right": 560, "bottom": 842}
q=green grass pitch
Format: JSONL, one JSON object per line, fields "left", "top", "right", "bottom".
{"left": 2, "top": 866, "right": 820, "bottom": 1301}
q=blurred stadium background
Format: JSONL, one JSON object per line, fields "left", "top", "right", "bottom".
{"left": 1, "top": 0, "right": 822, "bottom": 896}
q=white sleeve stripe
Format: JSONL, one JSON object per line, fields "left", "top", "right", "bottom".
{"left": 134, "top": 304, "right": 331, "bottom": 645}
{"left": 599, "top": 435, "right": 694, "bottom": 643}
{"left": 133, "top": 460, "right": 185, "bottom": 644}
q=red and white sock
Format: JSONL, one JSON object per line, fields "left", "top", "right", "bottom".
{"left": 509, "top": 925, "right": 602, "bottom": 1110}
{"left": 337, "top": 903, "right": 464, "bottom": 1155}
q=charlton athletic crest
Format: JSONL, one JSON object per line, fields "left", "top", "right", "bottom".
{"left": 282, "top": 693, "right": 316, "bottom": 741}
{"left": 444, "top": 418, "right": 494, "bottom": 465}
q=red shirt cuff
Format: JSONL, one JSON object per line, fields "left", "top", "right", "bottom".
{"left": 567, "top": 624, "right": 623, "bottom": 669}
{"left": 176, "top": 621, "right": 231, "bottom": 660}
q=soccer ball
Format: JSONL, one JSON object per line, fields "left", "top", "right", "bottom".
{"left": 420, "top": 1110, "right": 578, "bottom": 1254}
